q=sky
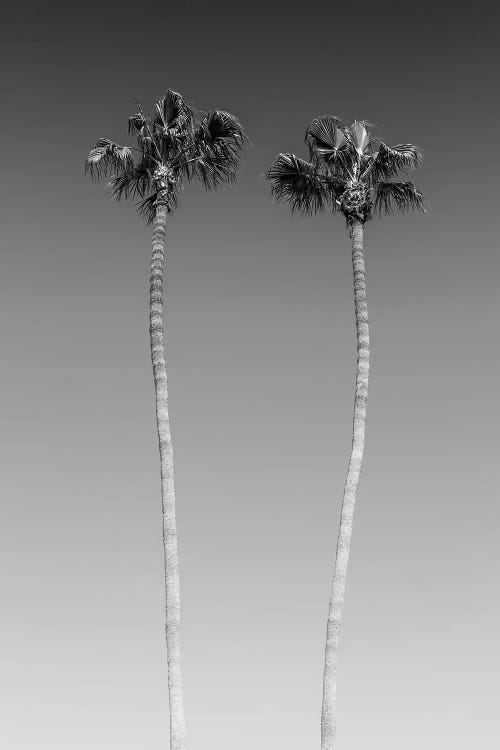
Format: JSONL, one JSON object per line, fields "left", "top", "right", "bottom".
{"left": 1, "top": 1, "right": 499, "bottom": 749}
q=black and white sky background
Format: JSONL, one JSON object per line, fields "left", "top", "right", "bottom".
{"left": 1, "top": 1, "right": 499, "bottom": 748}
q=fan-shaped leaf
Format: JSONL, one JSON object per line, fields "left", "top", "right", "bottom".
{"left": 200, "top": 110, "right": 247, "bottom": 144}
{"left": 306, "top": 115, "right": 346, "bottom": 150}
{"left": 155, "top": 90, "right": 194, "bottom": 132}
{"left": 267, "top": 153, "right": 329, "bottom": 214}
{"left": 108, "top": 161, "right": 153, "bottom": 202}
{"left": 85, "top": 138, "right": 133, "bottom": 179}
{"left": 192, "top": 110, "right": 247, "bottom": 187}
{"left": 370, "top": 142, "right": 423, "bottom": 180}
{"left": 374, "top": 181, "right": 425, "bottom": 215}
{"left": 349, "top": 121, "right": 372, "bottom": 154}
{"left": 306, "top": 115, "right": 348, "bottom": 167}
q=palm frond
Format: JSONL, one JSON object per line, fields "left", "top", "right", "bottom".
{"left": 108, "top": 161, "right": 153, "bottom": 202}
{"left": 374, "top": 181, "right": 426, "bottom": 216}
{"left": 192, "top": 110, "right": 247, "bottom": 187}
{"left": 200, "top": 110, "right": 247, "bottom": 145}
{"left": 349, "top": 120, "right": 373, "bottom": 155}
{"left": 85, "top": 138, "right": 134, "bottom": 179}
{"left": 137, "top": 193, "right": 159, "bottom": 224}
{"left": 192, "top": 155, "right": 238, "bottom": 189}
{"left": 306, "top": 115, "right": 348, "bottom": 164}
{"left": 305, "top": 116, "right": 359, "bottom": 181}
{"left": 370, "top": 142, "right": 423, "bottom": 180}
{"left": 267, "top": 153, "right": 328, "bottom": 214}
{"left": 154, "top": 89, "right": 195, "bottom": 132}
{"left": 108, "top": 172, "right": 134, "bottom": 201}
{"left": 152, "top": 91, "right": 203, "bottom": 165}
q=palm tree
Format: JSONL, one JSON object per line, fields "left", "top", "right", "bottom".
{"left": 85, "top": 90, "right": 246, "bottom": 750}
{"left": 268, "top": 116, "right": 424, "bottom": 750}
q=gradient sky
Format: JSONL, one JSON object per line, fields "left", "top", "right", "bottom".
{"left": 1, "top": 1, "right": 499, "bottom": 749}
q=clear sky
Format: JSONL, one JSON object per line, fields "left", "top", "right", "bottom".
{"left": 1, "top": 1, "right": 499, "bottom": 749}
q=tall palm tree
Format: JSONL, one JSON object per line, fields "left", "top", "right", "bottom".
{"left": 85, "top": 90, "right": 246, "bottom": 750}
{"left": 268, "top": 116, "right": 424, "bottom": 750}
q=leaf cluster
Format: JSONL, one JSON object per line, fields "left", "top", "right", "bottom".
{"left": 86, "top": 90, "right": 247, "bottom": 223}
{"left": 268, "top": 115, "right": 425, "bottom": 221}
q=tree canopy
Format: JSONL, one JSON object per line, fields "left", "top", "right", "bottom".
{"left": 268, "top": 116, "right": 425, "bottom": 223}
{"left": 86, "top": 89, "right": 247, "bottom": 222}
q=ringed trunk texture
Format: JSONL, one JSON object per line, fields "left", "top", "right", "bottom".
{"left": 150, "top": 202, "right": 187, "bottom": 750}
{"left": 321, "top": 220, "right": 369, "bottom": 750}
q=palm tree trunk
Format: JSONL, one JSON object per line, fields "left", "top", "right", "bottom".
{"left": 150, "top": 202, "right": 187, "bottom": 750}
{"left": 321, "top": 220, "right": 369, "bottom": 750}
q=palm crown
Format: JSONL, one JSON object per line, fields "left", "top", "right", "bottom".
{"left": 85, "top": 89, "right": 247, "bottom": 222}
{"left": 268, "top": 116, "right": 424, "bottom": 223}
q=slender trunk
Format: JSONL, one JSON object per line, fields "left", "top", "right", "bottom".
{"left": 321, "top": 220, "right": 369, "bottom": 750}
{"left": 150, "top": 202, "right": 187, "bottom": 750}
